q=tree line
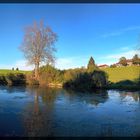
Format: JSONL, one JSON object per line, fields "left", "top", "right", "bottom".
{"left": 0, "top": 20, "right": 139, "bottom": 90}
{"left": 110, "top": 54, "right": 140, "bottom": 68}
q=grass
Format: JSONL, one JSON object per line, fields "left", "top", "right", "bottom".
{"left": 0, "top": 66, "right": 140, "bottom": 90}
{"left": 0, "top": 69, "right": 31, "bottom": 76}
{"left": 103, "top": 66, "right": 140, "bottom": 83}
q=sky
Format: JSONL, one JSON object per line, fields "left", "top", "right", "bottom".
{"left": 0, "top": 4, "right": 140, "bottom": 70}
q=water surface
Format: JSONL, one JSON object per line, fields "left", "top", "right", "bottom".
{"left": 0, "top": 86, "right": 140, "bottom": 136}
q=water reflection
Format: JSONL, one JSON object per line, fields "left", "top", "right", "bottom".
{"left": 119, "top": 90, "right": 140, "bottom": 102}
{"left": 0, "top": 86, "right": 140, "bottom": 136}
{"left": 0, "top": 85, "right": 26, "bottom": 94}
{"left": 63, "top": 89, "right": 109, "bottom": 106}
{"left": 22, "top": 86, "right": 60, "bottom": 136}
{"left": 21, "top": 87, "right": 110, "bottom": 136}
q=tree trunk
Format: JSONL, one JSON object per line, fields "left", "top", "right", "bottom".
{"left": 35, "top": 62, "right": 39, "bottom": 80}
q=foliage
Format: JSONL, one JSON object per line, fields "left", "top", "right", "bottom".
{"left": 0, "top": 64, "right": 139, "bottom": 91}
{"left": 132, "top": 54, "right": 140, "bottom": 65}
{"left": 87, "top": 56, "right": 98, "bottom": 72}
{"left": 64, "top": 70, "right": 108, "bottom": 91}
{"left": 0, "top": 73, "right": 26, "bottom": 86}
{"left": 63, "top": 68, "right": 86, "bottom": 82}
{"left": 26, "top": 73, "right": 39, "bottom": 85}
{"left": 38, "top": 64, "right": 64, "bottom": 85}
{"left": 0, "top": 76, "right": 7, "bottom": 85}
{"left": 107, "top": 80, "right": 140, "bottom": 90}
{"left": 91, "top": 70, "right": 108, "bottom": 88}
{"left": 119, "top": 57, "right": 127, "bottom": 66}
{"left": 110, "top": 64, "right": 117, "bottom": 68}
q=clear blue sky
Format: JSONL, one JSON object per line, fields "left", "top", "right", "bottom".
{"left": 0, "top": 4, "right": 140, "bottom": 70}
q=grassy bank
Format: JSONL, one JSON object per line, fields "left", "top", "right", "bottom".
{"left": 0, "top": 66, "right": 140, "bottom": 90}
{"left": 102, "top": 66, "right": 140, "bottom": 90}
{"left": 0, "top": 69, "right": 31, "bottom": 86}
{"left": 103, "top": 66, "right": 140, "bottom": 83}
{"left": 0, "top": 69, "right": 31, "bottom": 75}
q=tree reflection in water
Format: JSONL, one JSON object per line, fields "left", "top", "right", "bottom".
{"left": 21, "top": 87, "right": 109, "bottom": 136}
{"left": 63, "top": 89, "right": 109, "bottom": 107}
{"left": 21, "top": 87, "right": 140, "bottom": 137}
{"left": 22, "top": 86, "right": 60, "bottom": 136}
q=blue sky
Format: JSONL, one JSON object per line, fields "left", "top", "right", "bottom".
{"left": 0, "top": 4, "right": 140, "bottom": 70}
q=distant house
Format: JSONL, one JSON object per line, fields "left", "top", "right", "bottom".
{"left": 116, "top": 59, "right": 133, "bottom": 67}
{"left": 115, "top": 62, "right": 121, "bottom": 67}
{"left": 98, "top": 64, "right": 109, "bottom": 69}
{"left": 126, "top": 59, "right": 133, "bottom": 66}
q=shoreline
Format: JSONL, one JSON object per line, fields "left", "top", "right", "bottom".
{"left": 0, "top": 83, "right": 139, "bottom": 91}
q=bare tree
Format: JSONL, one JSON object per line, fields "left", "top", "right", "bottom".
{"left": 20, "top": 20, "right": 57, "bottom": 79}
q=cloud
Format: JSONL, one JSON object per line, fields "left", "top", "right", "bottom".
{"left": 101, "top": 25, "right": 140, "bottom": 38}
{"left": 104, "top": 50, "right": 137, "bottom": 59}
{"left": 55, "top": 56, "right": 89, "bottom": 70}
{"left": 99, "top": 49, "right": 139, "bottom": 65}
{"left": 0, "top": 56, "right": 89, "bottom": 70}
{"left": 1, "top": 48, "right": 139, "bottom": 70}
{"left": 120, "top": 47, "right": 130, "bottom": 51}
{"left": 0, "top": 60, "right": 34, "bottom": 70}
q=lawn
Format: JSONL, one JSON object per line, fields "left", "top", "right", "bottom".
{"left": 0, "top": 69, "right": 31, "bottom": 76}
{"left": 103, "top": 66, "right": 140, "bottom": 83}
{"left": 0, "top": 66, "right": 140, "bottom": 85}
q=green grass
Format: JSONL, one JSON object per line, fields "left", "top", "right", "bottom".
{"left": 103, "top": 66, "right": 140, "bottom": 83}
{"left": 0, "top": 69, "right": 31, "bottom": 76}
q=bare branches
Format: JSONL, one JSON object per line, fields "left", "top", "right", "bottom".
{"left": 20, "top": 20, "right": 57, "bottom": 79}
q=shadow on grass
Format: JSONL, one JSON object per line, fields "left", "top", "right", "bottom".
{"left": 107, "top": 79, "right": 140, "bottom": 90}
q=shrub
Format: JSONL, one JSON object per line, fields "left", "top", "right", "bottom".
{"left": 26, "top": 73, "right": 39, "bottom": 85}
{"left": 63, "top": 70, "right": 108, "bottom": 91}
{"left": 110, "top": 64, "right": 116, "bottom": 68}
{"left": 6, "top": 73, "right": 26, "bottom": 86}
{"left": 91, "top": 70, "right": 108, "bottom": 88}
{"left": 38, "top": 65, "right": 64, "bottom": 86}
{"left": 0, "top": 76, "right": 7, "bottom": 85}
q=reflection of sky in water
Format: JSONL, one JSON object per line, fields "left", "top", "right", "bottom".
{"left": 0, "top": 86, "right": 140, "bottom": 136}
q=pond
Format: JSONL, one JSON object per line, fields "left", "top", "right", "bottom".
{"left": 0, "top": 86, "right": 140, "bottom": 137}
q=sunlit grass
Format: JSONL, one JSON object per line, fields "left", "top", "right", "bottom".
{"left": 0, "top": 69, "right": 31, "bottom": 76}
{"left": 103, "top": 66, "right": 140, "bottom": 83}
{"left": 0, "top": 66, "right": 140, "bottom": 84}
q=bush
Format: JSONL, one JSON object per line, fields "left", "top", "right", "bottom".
{"left": 0, "top": 76, "right": 7, "bottom": 85}
{"left": 6, "top": 73, "right": 26, "bottom": 86}
{"left": 26, "top": 73, "right": 39, "bottom": 85}
{"left": 38, "top": 65, "right": 64, "bottom": 86}
{"left": 110, "top": 64, "right": 116, "bottom": 68}
{"left": 91, "top": 70, "right": 108, "bottom": 88}
{"left": 63, "top": 70, "right": 108, "bottom": 91}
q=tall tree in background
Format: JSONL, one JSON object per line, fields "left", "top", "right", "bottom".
{"left": 132, "top": 54, "right": 140, "bottom": 65}
{"left": 119, "top": 57, "right": 127, "bottom": 66}
{"left": 20, "top": 20, "right": 57, "bottom": 79}
{"left": 87, "top": 56, "right": 98, "bottom": 72}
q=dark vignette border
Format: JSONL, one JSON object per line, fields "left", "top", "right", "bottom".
{"left": 0, "top": 136, "right": 140, "bottom": 139}
{"left": 0, "top": 1, "right": 140, "bottom": 139}
{"left": 0, "top": 0, "right": 140, "bottom": 3}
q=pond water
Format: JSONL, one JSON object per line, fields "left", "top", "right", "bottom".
{"left": 0, "top": 86, "right": 140, "bottom": 137}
